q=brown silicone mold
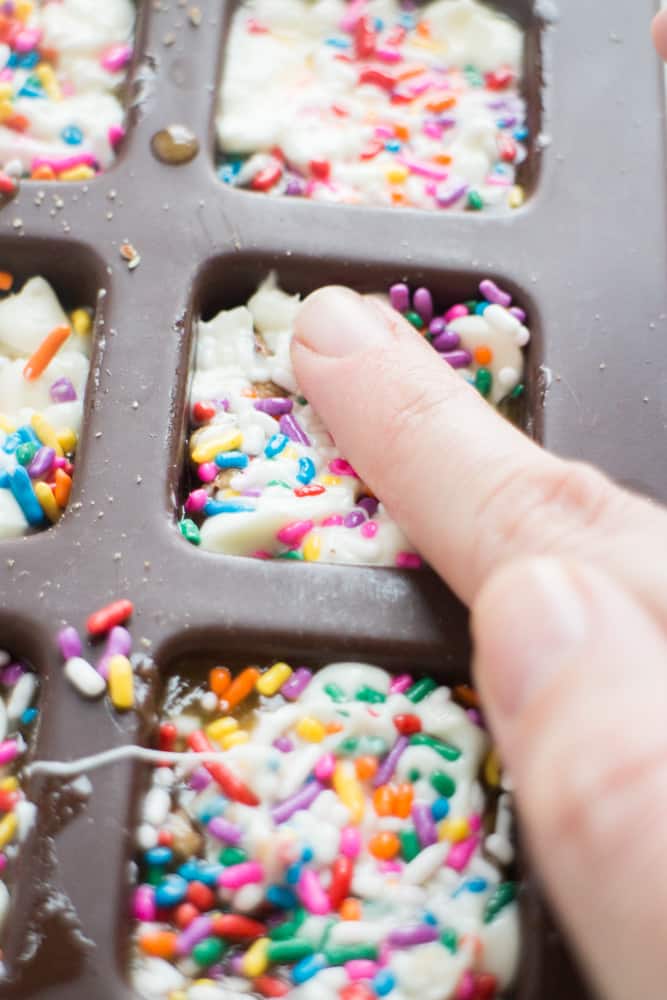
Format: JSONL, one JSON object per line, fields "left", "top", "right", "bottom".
{"left": 2, "top": 0, "right": 667, "bottom": 997}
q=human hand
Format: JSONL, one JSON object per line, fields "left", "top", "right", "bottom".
{"left": 291, "top": 282, "right": 667, "bottom": 1000}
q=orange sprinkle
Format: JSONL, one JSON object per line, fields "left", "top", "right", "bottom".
{"left": 354, "top": 756, "right": 378, "bottom": 782}
{"left": 339, "top": 898, "right": 361, "bottom": 921}
{"left": 393, "top": 782, "right": 414, "bottom": 819}
{"left": 454, "top": 684, "right": 481, "bottom": 709}
{"left": 326, "top": 720, "right": 344, "bottom": 734}
{"left": 369, "top": 831, "right": 400, "bottom": 860}
{"left": 426, "top": 95, "right": 457, "bottom": 113}
{"left": 373, "top": 785, "right": 395, "bottom": 817}
{"left": 396, "top": 64, "right": 426, "bottom": 82}
{"left": 23, "top": 324, "right": 71, "bottom": 381}
{"left": 0, "top": 271, "right": 12, "bottom": 292}
{"left": 460, "top": 934, "right": 484, "bottom": 962}
{"left": 433, "top": 154, "right": 453, "bottom": 166}
{"left": 393, "top": 123, "right": 410, "bottom": 140}
{"left": 138, "top": 931, "right": 178, "bottom": 960}
{"left": 241, "top": 387, "right": 258, "bottom": 398}
{"left": 53, "top": 468, "right": 72, "bottom": 508}
{"left": 416, "top": 20, "right": 431, "bottom": 37}
{"left": 224, "top": 667, "right": 261, "bottom": 710}
{"left": 209, "top": 666, "right": 231, "bottom": 698}
{"left": 390, "top": 189, "right": 407, "bottom": 205}
{"left": 31, "top": 165, "right": 56, "bottom": 181}
{"left": 5, "top": 113, "right": 28, "bottom": 132}
{"left": 474, "top": 346, "right": 493, "bottom": 366}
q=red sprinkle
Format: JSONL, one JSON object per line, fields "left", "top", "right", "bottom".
{"left": 0, "top": 790, "right": 19, "bottom": 812}
{"left": 393, "top": 713, "right": 422, "bottom": 735}
{"left": 86, "top": 598, "right": 133, "bottom": 636}
{"left": 157, "top": 830, "right": 174, "bottom": 848}
{"left": 158, "top": 722, "right": 177, "bottom": 752}
{"left": 354, "top": 16, "right": 377, "bottom": 59}
{"left": 192, "top": 400, "right": 216, "bottom": 423}
{"left": 358, "top": 67, "right": 396, "bottom": 91}
{"left": 252, "top": 163, "right": 282, "bottom": 191}
{"left": 212, "top": 914, "right": 267, "bottom": 939}
{"left": 340, "top": 986, "right": 375, "bottom": 1000}
{"left": 254, "top": 975, "right": 290, "bottom": 997}
{"left": 486, "top": 67, "right": 515, "bottom": 90}
{"left": 294, "top": 484, "right": 325, "bottom": 497}
{"left": 0, "top": 172, "right": 17, "bottom": 195}
{"left": 309, "top": 159, "right": 331, "bottom": 180}
{"left": 328, "top": 856, "right": 354, "bottom": 910}
{"left": 474, "top": 973, "right": 498, "bottom": 1000}
{"left": 174, "top": 902, "right": 198, "bottom": 928}
{"left": 360, "top": 140, "right": 384, "bottom": 160}
{"left": 187, "top": 730, "right": 259, "bottom": 806}
{"left": 499, "top": 136, "right": 517, "bottom": 163}
{"left": 186, "top": 880, "right": 216, "bottom": 912}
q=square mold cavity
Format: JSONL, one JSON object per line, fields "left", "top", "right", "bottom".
{"left": 123, "top": 640, "right": 535, "bottom": 1000}
{"left": 173, "top": 252, "right": 541, "bottom": 568}
{"left": 212, "top": 0, "right": 544, "bottom": 212}
{"left": 0, "top": 236, "right": 107, "bottom": 544}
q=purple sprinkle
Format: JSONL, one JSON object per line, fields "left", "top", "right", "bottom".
{"left": 49, "top": 377, "right": 77, "bottom": 403}
{"left": 286, "top": 177, "right": 305, "bottom": 196}
{"left": 510, "top": 306, "right": 526, "bottom": 322}
{"left": 497, "top": 114, "right": 517, "bottom": 129}
{"left": 432, "top": 329, "right": 461, "bottom": 353}
{"left": 176, "top": 914, "right": 215, "bottom": 956}
{"left": 254, "top": 398, "right": 293, "bottom": 417}
{"left": 241, "top": 489, "right": 262, "bottom": 497}
{"left": 442, "top": 349, "right": 473, "bottom": 369}
{"left": 389, "top": 283, "right": 410, "bottom": 312}
{"left": 274, "top": 737, "right": 294, "bottom": 753}
{"left": 217, "top": 398, "right": 230, "bottom": 412}
{"left": 344, "top": 510, "right": 365, "bottom": 529}
{"left": 272, "top": 779, "right": 323, "bottom": 824}
{"left": 28, "top": 446, "right": 55, "bottom": 479}
{"left": 435, "top": 179, "right": 468, "bottom": 208}
{"left": 412, "top": 287, "right": 433, "bottom": 324}
{"left": 479, "top": 279, "right": 512, "bottom": 308}
{"left": 189, "top": 768, "right": 212, "bottom": 792}
{"left": 412, "top": 802, "right": 438, "bottom": 847}
{"left": 208, "top": 816, "right": 243, "bottom": 845}
{"left": 428, "top": 317, "right": 445, "bottom": 337}
{"left": 280, "top": 667, "right": 312, "bottom": 701}
{"left": 230, "top": 955, "right": 245, "bottom": 976}
{"left": 57, "top": 625, "right": 82, "bottom": 660}
{"left": 1, "top": 663, "right": 24, "bottom": 686}
{"left": 279, "top": 413, "right": 310, "bottom": 446}
{"left": 373, "top": 735, "right": 409, "bottom": 788}
{"left": 357, "top": 496, "right": 379, "bottom": 518}
{"left": 437, "top": 114, "right": 457, "bottom": 129}
{"left": 97, "top": 626, "right": 132, "bottom": 678}
{"left": 388, "top": 924, "right": 439, "bottom": 948}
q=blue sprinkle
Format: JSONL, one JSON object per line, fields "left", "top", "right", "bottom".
{"left": 431, "top": 797, "right": 450, "bottom": 821}
{"left": 215, "top": 450, "right": 248, "bottom": 470}
{"left": 475, "top": 302, "right": 490, "bottom": 315}
{"left": 296, "top": 456, "right": 315, "bottom": 485}
{"left": 374, "top": 969, "right": 396, "bottom": 996}
{"left": 6, "top": 53, "right": 18, "bottom": 68}
{"left": 178, "top": 860, "right": 221, "bottom": 885}
{"left": 61, "top": 124, "right": 84, "bottom": 145}
{"left": 18, "top": 52, "right": 39, "bottom": 69}
{"left": 20, "top": 707, "right": 38, "bottom": 726}
{"left": 146, "top": 846, "right": 173, "bottom": 867}
{"left": 266, "top": 885, "right": 297, "bottom": 909}
{"left": 292, "top": 953, "right": 326, "bottom": 985}
{"left": 204, "top": 499, "right": 255, "bottom": 515}
{"left": 513, "top": 125, "right": 529, "bottom": 141}
{"left": 18, "top": 81, "right": 42, "bottom": 98}
{"left": 301, "top": 846, "right": 314, "bottom": 863}
{"left": 9, "top": 466, "right": 45, "bottom": 526}
{"left": 0, "top": 472, "right": 9, "bottom": 489}
{"left": 374, "top": 17, "right": 384, "bottom": 30}
{"left": 265, "top": 433, "right": 289, "bottom": 459}
{"left": 423, "top": 911, "right": 438, "bottom": 925}
{"left": 466, "top": 877, "right": 488, "bottom": 893}
{"left": 324, "top": 36, "right": 350, "bottom": 48}
{"left": 385, "top": 139, "right": 401, "bottom": 153}
{"left": 398, "top": 12, "right": 416, "bottom": 28}
{"left": 154, "top": 874, "right": 188, "bottom": 907}
{"left": 286, "top": 862, "right": 302, "bottom": 885}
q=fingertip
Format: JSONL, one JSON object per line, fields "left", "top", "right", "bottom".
{"left": 293, "top": 285, "right": 369, "bottom": 355}
{"left": 652, "top": 9, "right": 667, "bottom": 61}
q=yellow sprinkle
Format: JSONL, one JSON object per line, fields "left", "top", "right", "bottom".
{"left": 283, "top": 445, "right": 299, "bottom": 461}
{"left": 386, "top": 165, "right": 409, "bottom": 184}
{"left": 0, "top": 414, "right": 16, "bottom": 434}
{"left": 320, "top": 474, "right": 342, "bottom": 487}
{"left": 206, "top": 716, "right": 238, "bottom": 743}
{"left": 0, "top": 778, "right": 19, "bottom": 792}
{"left": 108, "top": 654, "right": 134, "bottom": 711}
{"left": 333, "top": 761, "right": 365, "bottom": 824}
{"left": 0, "top": 85, "right": 12, "bottom": 101}
{"left": 296, "top": 717, "right": 327, "bottom": 742}
{"left": 56, "top": 427, "right": 77, "bottom": 454}
{"left": 242, "top": 937, "right": 269, "bottom": 978}
{"left": 35, "top": 64, "right": 62, "bottom": 101}
{"left": 70, "top": 308, "right": 92, "bottom": 336}
{"left": 0, "top": 813, "right": 17, "bottom": 850}
{"left": 193, "top": 982, "right": 216, "bottom": 989}
{"left": 35, "top": 481, "right": 61, "bottom": 523}
{"left": 58, "top": 165, "right": 96, "bottom": 182}
{"left": 16, "top": 1, "right": 33, "bottom": 22}
{"left": 168, "top": 992, "right": 188, "bottom": 1000}
{"left": 484, "top": 748, "right": 501, "bottom": 788}
{"left": 31, "top": 413, "right": 63, "bottom": 456}
{"left": 221, "top": 730, "right": 249, "bottom": 750}
{"left": 0, "top": 100, "right": 13, "bottom": 123}
{"left": 439, "top": 817, "right": 470, "bottom": 843}
{"left": 191, "top": 430, "right": 242, "bottom": 465}
{"left": 220, "top": 488, "right": 240, "bottom": 498}
{"left": 303, "top": 533, "right": 321, "bottom": 563}
{"left": 256, "top": 662, "right": 292, "bottom": 697}
{"left": 508, "top": 185, "right": 525, "bottom": 209}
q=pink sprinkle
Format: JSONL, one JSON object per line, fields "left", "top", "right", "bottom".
{"left": 486, "top": 174, "right": 512, "bottom": 187}
{"left": 132, "top": 884, "right": 156, "bottom": 922}
{"left": 446, "top": 835, "right": 480, "bottom": 873}
{"left": 0, "top": 69, "right": 12, "bottom": 82}
{"left": 389, "top": 674, "right": 413, "bottom": 694}
{"left": 374, "top": 125, "right": 394, "bottom": 139}
{"left": 340, "top": 0, "right": 368, "bottom": 31}
{"left": 53, "top": 456, "right": 69, "bottom": 469}
{"left": 277, "top": 520, "right": 314, "bottom": 547}
{"left": 395, "top": 551, "right": 422, "bottom": 570}
{"left": 101, "top": 43, "right": 132, "bottom": 73}
{"left": 346, "top": 960, "right": 379, "bottom": 980}
{"left": 251, "top": 550, "right": 273, "bottom": 560}
{"left": 14, "top": 28, "right": 42, "bottom": 53}
{"left": 197, "top": 462, "right": 217, "bottom": 483}
{"left": 185, "top": 488, "right": 208, "bottom": 514}
{"left": 218, "top": 861, "right": 264, "bottom": 890}
{"left": 378, "top": 861, "right": 402, "bottom": 874}
{"left": 314, "top": 753, "right": 336, "bottom": 782}
{"left": 340, "top": 826, "right": 362, "bottom": 859}
{"left": 444, "top": 304, "right": 469, "bottom": 323}
{"left": 321, "top": 515, "right": 344, "bottom": 527}
{"left": 455, "top": 971, "right": 476, "bottom": 1000}
{"left": 360, "top": 521, "right": 379, "bottom": 540}
{"left": 0, "top": 855, "right": 7, "bottom": 873}
{"left": 297, "top": 868, "right": 331, "bottom": 915}
{"left": 398, "top": 156, "right": 449, "bottom": 181}
{"left": 108, "top": 124, "right": 126, "bottom": 148}
{"left": 378, "top": 943, "right": 392, "bottom": 967}
{"left": 0, "top": 740, "right": 19, "bottom": 766}
{"left": 32, "top": 153, "right": 97, "bottom": 172}
{"left": 375, "top": 47, "right": 402, "bottom": 63}
{"left": 469, "top": 813, "right": 482, "bottom": 832}
{"left": 329, "top": 458, "right": 358, "bottom": 477}
{"left": 423, "top": 121, "right": 443, "bottom": 139}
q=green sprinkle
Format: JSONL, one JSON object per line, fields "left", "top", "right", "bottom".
{"left": 510, "top": 382, "right": 525, "bottom": 399}
{"left": 15, "top": 442, "right": 37, "bottom": 466}
{"left": 269, "top": 908, "right": 306, "bottom": 941}
{"left": 267, "top": 479, "right": 291, "bottom": 488}
{"left": 146, "top": 866, "right": 163, "bottom": 886}
{"left": 337, "top": 737, "right": 359, "bottom": 755}
{"left": 404, "top": 310, "right": 425, "bottom": 330}
{"left": 218, "top": 847, "right": 247, "bottom": 866}
{"left": 192, "top": 937, "right": 226, "bottom": 966}
{"left": 399, "top": 829, "right": 421, "bottom": 862}
{"left": 406, "top": 677, "right": 437, "bottom": 703}
{"left": 467, "top": 190, "right": 484, "bottom": 211}
{"left": 410, "top": 733, "right": 461, "bottom": 761}
{"left": 430, "top": 771, "right": 457, "bottom": 797}
{"left": 464, "top": 64, "right": 484, "bottom": 86}
{"left": 277, "top": 549, "right": 304, "bottom": 560}
{"left": 464, "top": 300, "right": 480, "bottom": 313}
{"left": 324, "top": 683, "right": 346, "bottom": 703}
{"left": 267, "top": 939, "right": 315, "bottom": 963}
{"left": 179, "top": 518, "right": 201, "bottom": 546}
{"left": 318, "top": 919, "right": 336, "bottom": 951}
{"left": 297, "top": 396, "right": 308, "bottom": 406}
{"left": 484, "top": 882, "right": 517, "bottom": 923}
{"left": 324, "top": 944, "right": 378, "bottom": 965}
{"left": 355, "top": 685, "right": 386, "bottom": 704}
{"left": 440, "top": 928, "right": 459, "bottom": 953}
{"left": 475, "top": 367, "right": 492, "bottom": 398}
{"left": 408, "top": 768, "right": 421, "bottom": 783}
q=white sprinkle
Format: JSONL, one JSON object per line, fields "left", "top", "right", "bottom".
{"left": 7, "top": 672, "right": 37, "bottom": 723}
{"left": 64, "top": 657, "right": 106, "bottom": 699}
{"left": 142, "top": 786, "right": 171, "bottom": 828}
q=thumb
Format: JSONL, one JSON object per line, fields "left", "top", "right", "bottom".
{"left": 472, "top": 557, "right": 667, "bottom": 1000}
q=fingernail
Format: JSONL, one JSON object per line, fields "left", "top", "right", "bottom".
{"left": 473, "top": 558, "right": 589, "bottom": 720}
{"left": 295, "top": 286, "right": 391, "bottom": 358}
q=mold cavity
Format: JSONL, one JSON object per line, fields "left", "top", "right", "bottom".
{"left": 176, "top": 256, "right": 538, "bottom": 567}
{"left": 0, "top": 239, "right": 106, "bottom": 542}
{"left": 214, "top": 0, "right": 543, "bottom": 212}
{"left": 127, "top": 651, "right": 519, "bottom": 999}
{"left": 0, "top": 0, "right": 142, "bottom": 186}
